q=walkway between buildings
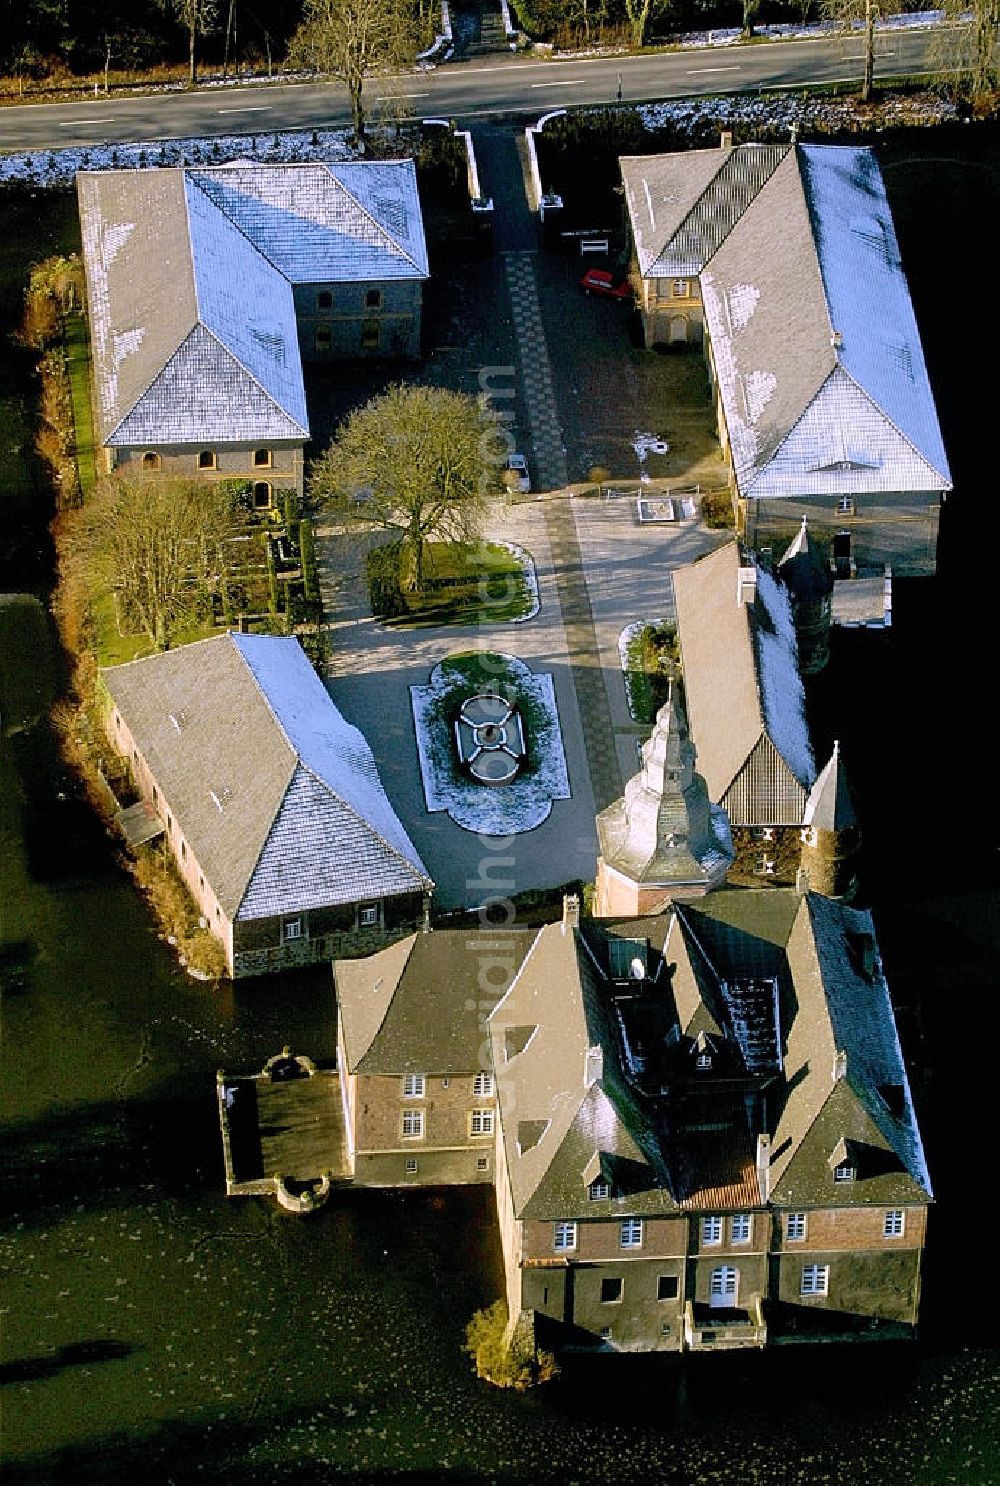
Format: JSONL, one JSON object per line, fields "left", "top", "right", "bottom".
{"left": 473, "top": 124, "right": 624, "bottom": 812}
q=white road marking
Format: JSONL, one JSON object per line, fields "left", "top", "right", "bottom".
{"left": 844, "top": 50, "right": 895, "bottom": 58}
{"left": 376, "top": 91, "right": 430, "bottom": 100}
{"left": 685, "top": 65, "right": 741, "bottom": 74}
{"left": 216, "top": 105, "right": 271, "bottom": 113}
{"left": 58, "top": 118, "right": 116, "bottom": 126}
{"left": 530, "top": 79, "right": 586, "bottom": 88}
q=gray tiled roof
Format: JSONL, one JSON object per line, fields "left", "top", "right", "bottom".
{"left": 102, "top": 633, "right": 430, "bottom": 922}
{"left": 190, "top": 160, "right": 429, "bottom": 282}
{"left": 672, "top": 541, "right": 814, "bottom": 821}
{"left": 622, "top": 143, "right": 951, "bottom": 500}
{"left": 489, "top": 924, "right": 675, "bottom": 1222}
{"left": 336, "top": 930, "right": 538, "bottom": 1076}
{"left": 77, "top": 170, "right": 308, "bottom": 447}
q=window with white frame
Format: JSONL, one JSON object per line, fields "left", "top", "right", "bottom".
{"left": 695, "top": 1053, "right": 713, "bottom": 1070}
{"left": 589, "top": 1177, "right": 611, "bottom": 1201}
{"left": 801, "top": 1263, "right": 829, "bottom": 1296}
{"left": 672, "top": 278, "right": 687, "bottom": 298}
{"left": 476, "top": 1155, "right": 489, "bottom": 1171}
{"left": 757, "top": 856, "right": 776, "bottom": 876}
{"left": 282, "top": 918, "right": 302, "bottom": 942}
{"left": 657, "top": 1274, "right": 678, "bottom": 1301}
{"left": 401, "top": 1109, "right": 424, "bottom": 1139}
{"left": 786, "top": 1212, "right": 807, "bottom": 1241}
{"left": 884, "top": 1209, "right": 905, "bottom": 1238}
{"left": 620, "top": 1218, "right": 643, "bottom": 1249}
{"left": 553, "top": 1221, "right": 577, "bottom": 1252}
{"left": 731, "top": 1214, "right": 751, "bottom": 1244}
{"left": 469, "top": 1108, "right": 495, "bottom": 1137}
{"left": 833, "top": 1161, "right": 856, "bottom": 1183}
{"left": 702, "top": 1215, "right": 723, "bottom": 1245}
{"left": 473, "top": 1071, "right": 494, "bottom": 1096}
{"left": 837, "top": 494, "right": 855, "bottom": 515}
{"left": 402, "top": 1073, "right": 426, "bottom": 1099}
{"left": 404, "top": 1157, "right": 417, "bottom": 1175}
{"left": 358, "top": 903, "right": 379, "bottom": 927}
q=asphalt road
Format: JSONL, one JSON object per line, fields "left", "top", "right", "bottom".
{"left": 0, "top": 25, "right": 962, "bottom": 154}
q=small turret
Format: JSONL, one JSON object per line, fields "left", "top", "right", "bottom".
{"left": 799, "top": 740, "right": 861, "bottom": 899}
{"left": 777, "top": 516, "right": 833, "bottom": 674}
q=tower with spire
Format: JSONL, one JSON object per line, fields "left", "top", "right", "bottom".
{"left": 798, "top": 740, "right": 861, "bottom": 899}
{"left": 594, "top": 684, "right": 732, "bottom": 917}
{"left": 776, "top": 516, "right": 834, "bottom": 674}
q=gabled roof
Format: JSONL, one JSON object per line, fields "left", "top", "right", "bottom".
{"left": 621, "top": 143, "right": 951, "bottom": 499}
{"left": 77, "top": 170, "right": 309, "bottom": 448}
{"left": 102, "top": 633, "right": 431, "bottom": 921}
{"left": 676, "top": 890, "right": 931, "bottom": 1203}
{"left": 672, "top": 541, "right": 815, "bottom": 820}
{"left": 336, "top": 929, "right": 537, "bottom": 1076}
{"left": 189, "top": 160, "right": 429, "bottom": 283}
{"left": 488, "top": 923, "right": 675, "bottom": 1221}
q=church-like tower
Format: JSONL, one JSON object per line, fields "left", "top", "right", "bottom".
{"left": 594, "top": 684, "right": 732, "bottom": 917}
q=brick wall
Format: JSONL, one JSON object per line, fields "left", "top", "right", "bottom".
{"left": 355, "top": 1073, "right": 497, "bottom": 1156}
{"left": 522, "top": 1215, "right": 687, "bottom": 1264}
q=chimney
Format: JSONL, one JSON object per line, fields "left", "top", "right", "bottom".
{"left": 756, "top": 1133, "right": 771, "bottom": 1203}
{"left": 562, "top": 893, "right": 580, "bottom": 934}
{"left": 720, "top": 129, "right": 733, "bottom": 149}
{"left": 833, "top": 1048, "right": 848, "bottom": 1083}
{"left": 737, "top": 565, "right": 757, "bottom": 606}
{"left": 585, "top": 1045, "right": 603, "bottom": 1087}
{"left": 830, "top": 329, "right": 843, "bottom": 349}
{"left": 795, "top": 866, "right": 811, "bottom": 896}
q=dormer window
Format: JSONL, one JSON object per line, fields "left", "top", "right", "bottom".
{"left": 833, "top": 1161, "right": 856, "bottom": 1183}
{"left": 589, "top": 1177, "right": 611, "bottom": 1201}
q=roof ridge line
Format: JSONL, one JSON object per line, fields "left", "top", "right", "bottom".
{"left": 355, "top": 933, "right": 420, "bottom": 1068}
{"left": 185, "top": 167, "right": 295, "bottom": 283}
{"left": 295, "top": 756, "right": 431, "bottom": 883}
{"left": 325, "top": 164, "right": 425, "bottom": 276}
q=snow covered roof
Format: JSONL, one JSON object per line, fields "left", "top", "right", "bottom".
{"left": 672, "top": 542, "right": 815, "bottom": 822}
{"left": 102, "top": 633, "right": 431, "bottom": 922}
{"left": 189, "top": 160, "right": 429, "bottom": 283}
{"left": 622, "top": 143, "right": 951, "bottom": 499}
{"left": 78, "top": 169, "right": 308, "bottom": 447}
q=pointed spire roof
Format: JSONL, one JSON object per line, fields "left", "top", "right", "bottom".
{"left": 777, "top": 515, "right": 834, "bottom": 599}
{"left": 596, "top": 684, "right": 732, "bottom": 890}
{"left": 803, "top": 740, "right": 858, "bottom": 833}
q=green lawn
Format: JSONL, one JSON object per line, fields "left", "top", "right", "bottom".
{"left": 385, "top": 541, "right": 535, "bottom": 627}
{"left": 64, "top": 310, "right": 98, "bottom": 498}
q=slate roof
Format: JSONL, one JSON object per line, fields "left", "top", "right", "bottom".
{"left": 336, "top": 929, "right": 537, "bottom": 1076}
{"left": 489, "top": 923, "right": 677, "bottom": 1222}
{"left": 77, "top": 171, "right": 309, "bottom": 447}
{"left": 803, "top": 741, "right": 858, "bottom": 833}
{"left": 621, "top": 143, "right": 951, "bottom": 501}
{"left": 102, "top": 633, "right": 431, "bottom": 922}
{"left": 673, "top": 890, "right": 931, "bottom": 1205}
{"left": 77, "top": 161, "right": 428, "bottom": 451}
{"left": 189, "top": 160, "right": 429, "bottom": 282}
{"left": 672, "top": 541, "right": 815, "bottom": 821}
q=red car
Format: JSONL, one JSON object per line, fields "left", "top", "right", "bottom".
{"left": 580, "top": 268, "right": 631, "bottom": 300}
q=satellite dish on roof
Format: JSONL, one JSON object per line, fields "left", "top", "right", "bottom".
{"left": 630, "top": 957, "right": 645, "bottom": 981}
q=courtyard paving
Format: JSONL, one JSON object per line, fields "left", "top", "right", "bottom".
{"left": 312, "top": 123, "right": 736, "bottom": 911}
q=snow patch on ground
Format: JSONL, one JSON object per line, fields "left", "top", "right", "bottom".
{"left": 0, "top": 126, "right": 358, "bottom": 186}
{"left": 410, "top": 653, "right": 570, "bottom": 835}
{"left": 493, "top": 540, "right": 540, "bottom": 622}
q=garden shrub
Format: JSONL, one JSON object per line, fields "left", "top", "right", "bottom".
{"left": 464, "top": 1302, "right": 559, "bottom": 1390}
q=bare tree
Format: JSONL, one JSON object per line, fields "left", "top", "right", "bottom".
{"left": 164, "top": 0, "right": 219, "bottom": 86}
{"left": 287, "top": 0, "right": 419, "bottom": 141}
{"left": 939, "top": 0, "right": 1000, "bottom": 101}
{"left": 823, "top": 0, "right": 877, "bottom": 100}
{"left": 86, "top": 475, "right": 243, "bottom": 649}
{"left": 623, "top": 0, "right": 671, "bottom": 48}
{"left": 308, "top": 385, "right": 504, "bottom": 590}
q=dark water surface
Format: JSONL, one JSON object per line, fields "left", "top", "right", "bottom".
{"left": 1, "top": 635, "right": 998, "bottom": 1486}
